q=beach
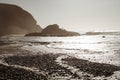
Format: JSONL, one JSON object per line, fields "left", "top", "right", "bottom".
{"left": 0, "top": 35, "right": 120, "bottom": 80}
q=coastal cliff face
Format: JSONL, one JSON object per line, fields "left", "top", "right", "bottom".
{"left": 25, "top": 24, "right": 80, "bottom": 36}
{"left": 0, "top": 3, "right": 42, "bottom": 36}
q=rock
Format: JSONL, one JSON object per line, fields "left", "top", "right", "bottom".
{"left": 85, "top": 32, "right": 120, "bottom": 35}
{"left": 25, "top": 24, "right": 80, "bottom": 36}
{"left": 0, "top": 3, "right": 42, "bottom": 36}
{"left": 40, "top": 24, "right": 80, "bottom": 36}
{"left": 85, "top": 32, "right": 101, "bottom": 35}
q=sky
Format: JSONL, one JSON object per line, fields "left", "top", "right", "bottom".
{"left": 0, "top": 0, "right": 120, "bottom": 32}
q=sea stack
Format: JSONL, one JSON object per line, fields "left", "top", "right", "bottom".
{"left": 25, "top": 24, "right": 80, "bottom": 36}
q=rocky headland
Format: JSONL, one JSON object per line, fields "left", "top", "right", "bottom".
{"left": 0, "top": 3, "right": 42, "bottom": 36}
{"left": 25, "top": 24, "right": 80, "bottom": 36}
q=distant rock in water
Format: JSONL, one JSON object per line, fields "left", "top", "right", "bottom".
{"left": 25, "top": 33, "right": 42, "bottom": 36}
{"left": 85, "top": 32, "right": 101, "bottom": 35}
{"left": 25, "top": 24, "right": 80, "bottom": 36}
{"left": 0, "top": 3, "right": 42, "bottom": 36}
{"left": 85, "top": 32, "right": 120, "bottom": 35}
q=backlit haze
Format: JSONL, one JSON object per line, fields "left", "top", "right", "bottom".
{"left": 0, "top": 0, "right": 120, "bottom": 32}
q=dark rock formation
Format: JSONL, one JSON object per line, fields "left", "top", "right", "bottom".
{"left": 25, "top": 24, "right": 80, "bottom": 36}
{"left": 0, "top": 64, "right": 47, "bottom": 80}
{"left": 0, "top": 3, "right": 42, "bottom": 36}
{"left": 85, "top": 32, "right": 120, "bottom": 35}
{"left": 85, "top": 32, "right": 101, "bottom": 35}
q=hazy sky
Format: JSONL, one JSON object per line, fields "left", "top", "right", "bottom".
{"left": 0, "top": 0, "right": 120, "bottom": 32}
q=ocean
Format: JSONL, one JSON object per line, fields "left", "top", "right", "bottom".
{"left": 1, "top": 35, "right": 120, "bottom": 66}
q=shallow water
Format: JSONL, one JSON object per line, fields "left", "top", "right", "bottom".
{"left": 0, "top": 35, "right": 120, "bottom": 66}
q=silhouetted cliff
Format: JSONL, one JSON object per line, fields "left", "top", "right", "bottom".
{"left": 25, "top": 24, "right": 80, "bottom": 36}
{"left": 0, "top": 3, "right": 42, "bottom": 36}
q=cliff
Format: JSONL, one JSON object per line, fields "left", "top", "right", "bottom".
{"left": 25, "top": 24, "right": 80, "bottom": 36}
{"left": 0, "top": 3, "right": 42, "bottom": 36}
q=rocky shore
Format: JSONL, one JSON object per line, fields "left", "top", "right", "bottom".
{"left": 62, "top": 57, "right": 120, "bottom": 77}
{"left": 0, "top": 63, "right": 47, "bottom": 80}
{"left": 0, "top": 37, "right": 120, "bottom": 80}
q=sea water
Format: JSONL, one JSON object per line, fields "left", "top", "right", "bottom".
{"left": 1, "top": 35, "right": 120, "bottom": 66}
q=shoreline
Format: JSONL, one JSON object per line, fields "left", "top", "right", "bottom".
{"left": 0, "top": 62, "right": 47, "bottom": 80}
{"left": 1, "top": 52, "right": 120, "bottom": 80}
{"left": 0, "top": 39, "right": 120, "bottom": 79}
